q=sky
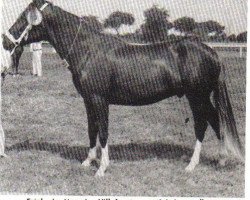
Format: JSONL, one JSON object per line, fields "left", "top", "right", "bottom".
{"left": 0, "top": 0, "right": 248, "bottom": 35}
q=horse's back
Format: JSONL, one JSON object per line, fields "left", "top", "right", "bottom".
{"left": 100, "top": 41, "right": 184, "bottom": 105}
{"left": 82, "top": 36, "right": 221, "bottom": 104}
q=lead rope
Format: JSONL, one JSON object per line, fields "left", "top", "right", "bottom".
{"left": 62, "top": 17, "right": 84, "bottom": 68}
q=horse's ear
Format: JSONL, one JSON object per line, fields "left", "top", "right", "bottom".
{"left": 32, "top": 0, "right": 46, "bottom": 7}
{"left": 26, "top": 5, "right": 43, "bottom": 26}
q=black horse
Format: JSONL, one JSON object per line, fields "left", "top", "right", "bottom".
{"left": 2, "top": 0, "right": 244, "bottom": 177}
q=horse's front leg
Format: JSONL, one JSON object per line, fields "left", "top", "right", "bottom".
{"left": 81, "top": 105, "right": 98, "bottom": 167}
{"left": 11, "top": 46, "right": 23, "bottom": 77}
{"left": 82, "top": 95, "right": 109, "bottom": 177}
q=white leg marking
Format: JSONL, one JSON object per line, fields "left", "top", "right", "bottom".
{"left": 95, "top": 145, "right": 109, "bottom": 177}
{"left": 96, "top": 137, "right": 101, "bottom": 150}
{"left": 82, "top": 147, "right": 97, "bottom": 167}
{"left": 185, "top": 140, "right": 202, "bottom": 172}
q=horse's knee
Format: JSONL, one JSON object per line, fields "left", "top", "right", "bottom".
{"left": 194, "top": 119, "right": 207, "bottom": 142}
{"left": 99, "top": 131, "right": 108, "bottom": 148}
{"left": 204, "top": 101, "right": 221, "bottom": 140}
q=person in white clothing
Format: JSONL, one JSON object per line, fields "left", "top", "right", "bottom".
{"left": 30, "top": 42, "right": 43, "bottom": 76}
{"left": 1, "top": 40, "right": 12, "bottom": 157}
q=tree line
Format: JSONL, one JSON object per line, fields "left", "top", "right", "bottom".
{"left": 82, "top": 5, "right": 247, "bottom": 43}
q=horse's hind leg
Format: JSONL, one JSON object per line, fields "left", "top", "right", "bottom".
{"left": 185, "top": 94, "right": 208, "bottom": 172}
{"left": 82, "top": 96, "right": 110, "bottom": 177}
{"left": 204, "top": 95, "right": 228, "bottom": 165}
{"left": 95, "top": 97, "right": 109, "bottom": 177}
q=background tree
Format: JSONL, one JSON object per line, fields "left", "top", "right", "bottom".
{"left": 81, "top": 15, "right": 103, "bottom": 32}
{"left": 208, "top": 32, "right": 227, "bottom": 42}
{"left": 194, "top": 20, "right": 225, "bottom": 41}
{"left": 237, "top": 31, "right": 247, "bottom": 42}
{"left": 103, "top": 11, "right": 135, "bottom": 35}
{"left": 173, "top": 17, "right": 196, "bottom": 35}
{"left": 138, "top": 5, "right": 172, "bottom": 42}
{"left": 227, "top": 34, "right": 237, "bottom": 42}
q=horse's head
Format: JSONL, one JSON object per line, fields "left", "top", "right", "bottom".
{"left": 3, "top": 0, "right": 84, "bottom": 68}
{"left": 2, "top": 0, "right": 54, "bottom": 54}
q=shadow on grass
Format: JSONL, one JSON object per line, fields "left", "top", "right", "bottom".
{"left": 6, "top": 140, "right": 239, "bottom": 170}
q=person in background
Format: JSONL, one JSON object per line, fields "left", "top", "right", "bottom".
{"left": 30, "top": 42, "right": 43, "bottom": 76}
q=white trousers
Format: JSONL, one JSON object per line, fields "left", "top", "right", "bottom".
{"left": 32, "top": 50, "right": 42, "bottom": 76}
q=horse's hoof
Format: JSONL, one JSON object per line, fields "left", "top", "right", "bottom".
{"left": 82, "top": 159, "right": 91, "bottom": 167}
{"left": 185, "top": 164, "right": 195, "bottom": 172}
{"left": 95, "top": 169, "right": 105, "bottom": 177}
{"left": 0, "top": 153, "right": 8, "bottom": 158}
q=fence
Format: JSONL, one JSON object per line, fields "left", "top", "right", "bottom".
{"left": 29, "top": 42, "right": 247, "bottom": 57}
{"left": 204, "top": 42, "right": 247, "bottom": 57}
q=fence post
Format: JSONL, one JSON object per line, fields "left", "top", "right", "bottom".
{"left": 240, "top": 47, "right": 243, "bottom": 58}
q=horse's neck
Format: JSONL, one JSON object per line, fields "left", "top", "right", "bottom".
{"left": 46, "top": 8, "right": 91, "bottom": 63}
{"left": 22, "top": 37, "right": 45, "bottom": 47}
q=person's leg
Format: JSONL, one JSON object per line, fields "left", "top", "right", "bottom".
{"left": 36, "top": 51, "right": 42, "bottom": 77}
{"left": 32, "top": 52, "right": 38, "bottom": 76}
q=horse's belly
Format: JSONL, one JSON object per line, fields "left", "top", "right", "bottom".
{"left": 111, "top": 61, "right": 181, "bottom": 102}
{"left": 109, "top": 75, "right": 179, "bottom": 105}
{"left": 109, "top": 89, "right": 175, "bottom": 105}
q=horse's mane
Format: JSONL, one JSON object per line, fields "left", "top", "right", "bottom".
{"left": 51, "top": 2, "right": 217, "bottom": 57}
{"left": 51, "top": 3, "right": 187, "bottom": 47}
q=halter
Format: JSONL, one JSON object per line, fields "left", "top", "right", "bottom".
{"left": 4, "top": 2, "right": 49, "bottom": 55}
{"left": 61, "top": 17, "right": 86, "bottom": 67}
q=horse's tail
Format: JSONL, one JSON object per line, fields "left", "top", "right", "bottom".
{"left": 214, "top": 65, "right": 244, "bottom": 162}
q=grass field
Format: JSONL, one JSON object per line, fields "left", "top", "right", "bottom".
{"left": 0, "top": 51, "right": 246, "bottom": 197}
